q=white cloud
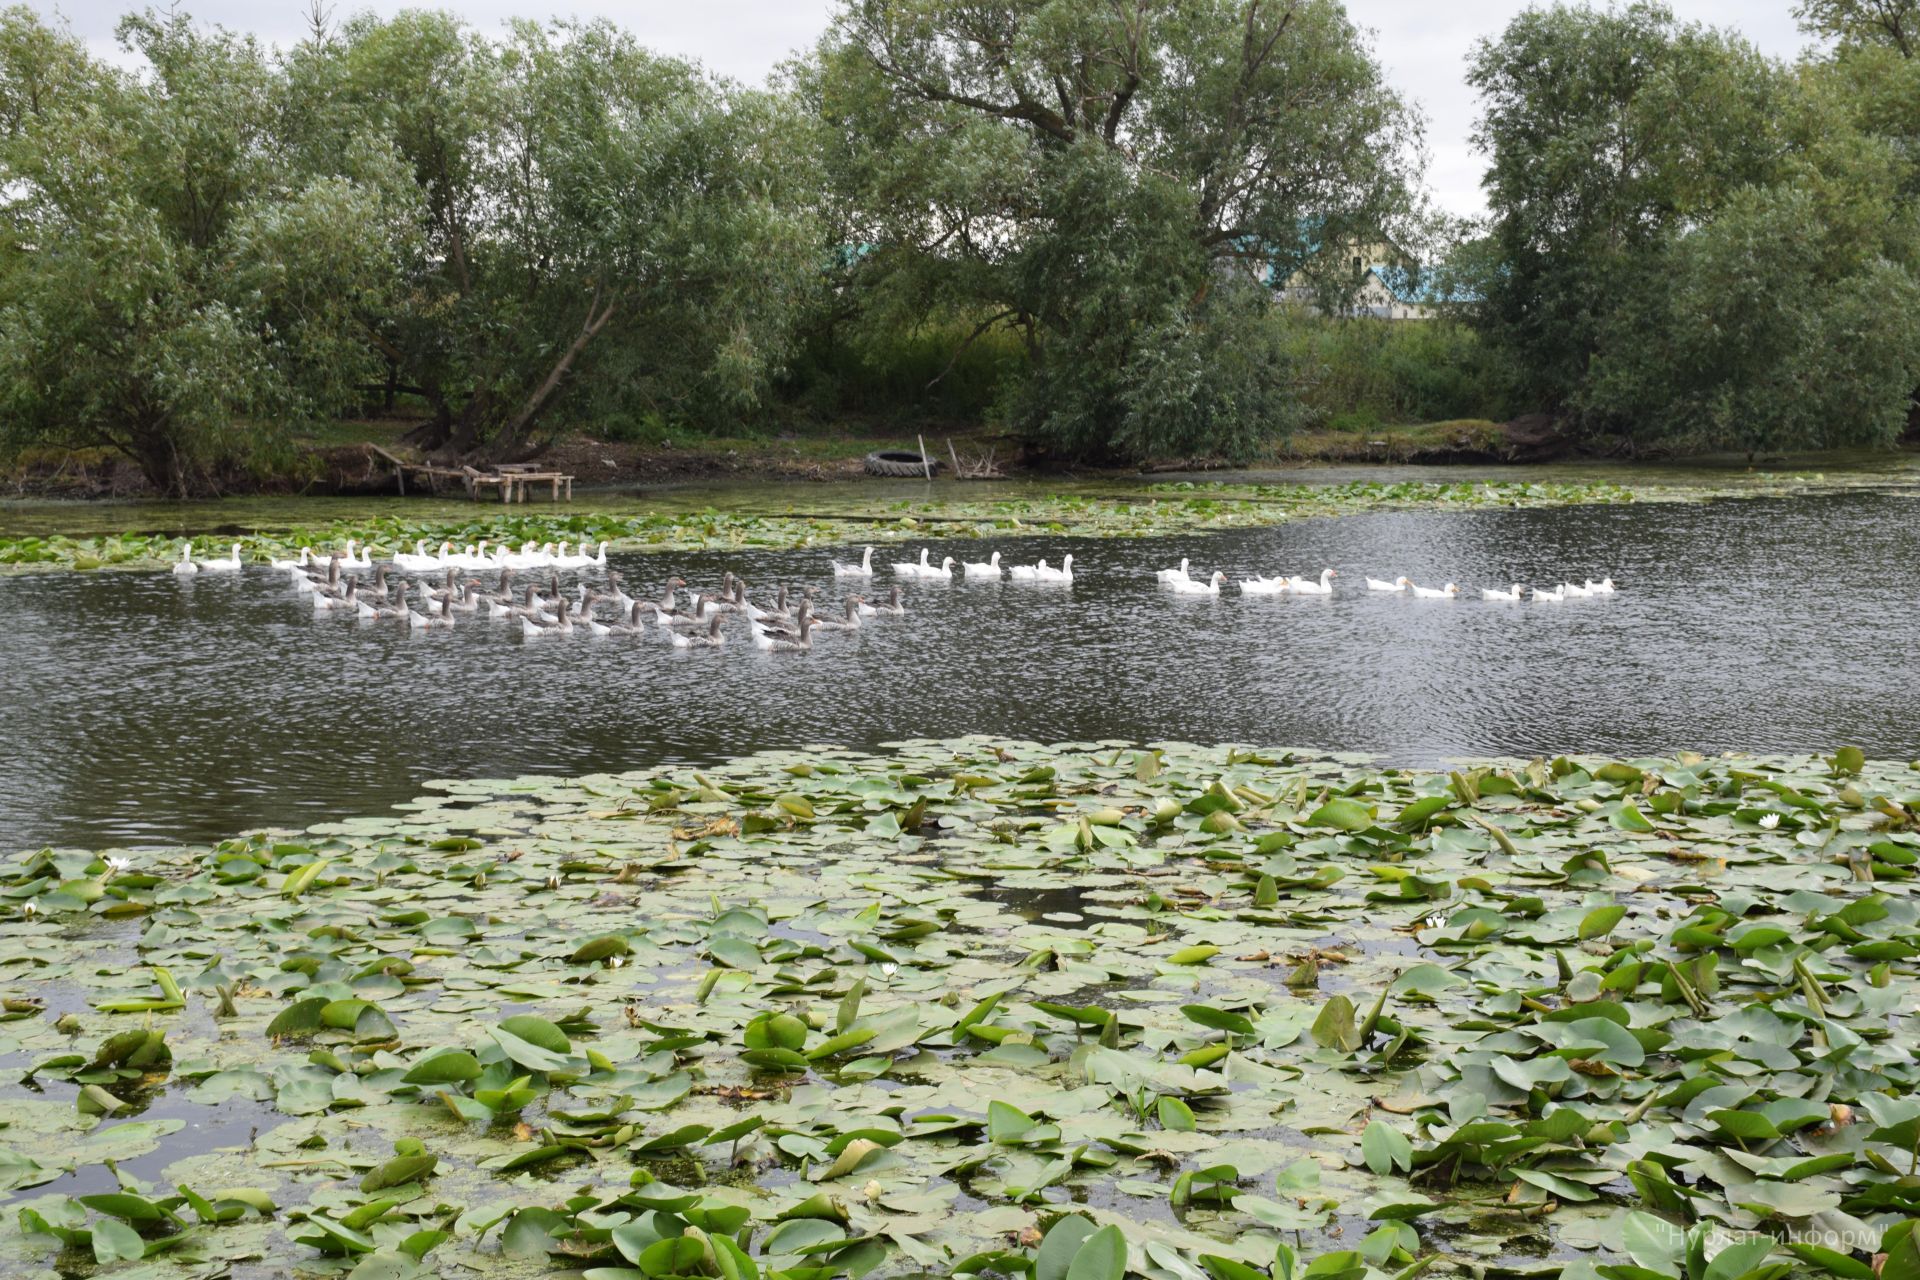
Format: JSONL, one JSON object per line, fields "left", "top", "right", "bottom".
{"left": 52, "top": 0, "right": 1810, "bottom": 215}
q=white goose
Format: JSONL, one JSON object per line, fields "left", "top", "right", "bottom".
{"left": 171, "top": 543, "right": 198, "bottom": 576}
{"left": 1365, "top": 575, "right": 1411, "bottom": 593}
{"left": 963, "top": 551, "right": 1003, "bottom": 579}
{"left": 1530, "top": 584, "right": 1565, "bottom": 602}
{"left": 1586, "top": 577, "right": 1618, "bottom": 595}
{"left": 1170, "top": 570, "right": 1228, "bottom": 596}
{"left": 1156, "top": 558, "right": 1192, "bottom": 585}
{"left": 1006, "top": 558, "right": 1046, "bottom": 581}
{"left": 1033, "top": 554, "right": 1074, "bottom": 583}
{"left": 918, "top": 556, "right": 958, "bottom": 580}
{"left": 1409, "top": 582, "right": 1459, "bottom": 600}
{"left": 196, "top": 543, "right": 243, "bottom": 573}
{"left": 1481, "top": 584, "right": 1523, "bottom": 602}
{"left": 270, "top": 547, "right": 313, "bottom": 571}
{"left": 393, "top": 541, "right": 442, "bottom": 572}
{"left": 1239, "top": 574, "right": 1293, "bottom": 596}
{"left": 1289, "top": 568, "right": 1337, "bottom": 595}
{"left": 496, "top": 541, "right": 538, "bottom": 570}
{"left": 507, "top": 542, "right": 556, "bottom": 570}
{"left": 554, "top": 541, "right": 607, "bottom": 570}
{"left": 891, "top": 548, "right": 933, "bottom": 578}
{"left": 344, "top": 539, "right": 374, "bottom": 569}
{"left": 449, "top": 541, "right": 491, "bottom": 571}
{"left": 833, "top": 546, "right": 875, "bottom": 577}
{"left": 1561, "top": 581, "right": 1594, "bottom": 599}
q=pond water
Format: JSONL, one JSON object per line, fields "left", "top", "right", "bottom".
{"left": 3, "top": 489, "right": 1917, "bottom": 851}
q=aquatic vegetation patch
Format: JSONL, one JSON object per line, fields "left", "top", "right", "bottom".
{"left": 1, "top": 740, "right": 1917, "bottom": 1280}
{"left": 0, "top": 480, "right": 1651, "bottom": 572}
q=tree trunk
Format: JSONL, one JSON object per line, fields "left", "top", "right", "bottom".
{"left": 122, "top": 422, "right": 194, "bottom": 499}
{"left": 485, "top": 291, "right": 620, "bottom": 458}
{"left": 401, "top": 391, "right": 456, "bottom": 451}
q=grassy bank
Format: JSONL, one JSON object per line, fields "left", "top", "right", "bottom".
{"left": 1, "top": 738, "right": 1914, "bottom": 1278}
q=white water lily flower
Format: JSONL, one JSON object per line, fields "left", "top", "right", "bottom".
{"left": 1422, "top": 909, "right": 1449, "bottom": 929}
{"left": 879, "top": 962, "right": 899, "bottom": 979}
{"left": 862, "top": 1179, "right": 883, "bottom": 1202}
{"left": 104, "top": 855, "right": 132, "bottom": 874}
{"left": 21, "top": 902, "right": 36, "bottom": 917}
{"left": 608, "top": 955, "right": 625, "bottom": 969}
{"left": 1758, "top": 813, "right": 1781, "bottom": 830}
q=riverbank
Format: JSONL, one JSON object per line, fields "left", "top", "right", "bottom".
{"left": 0, "top": 421, "right": 952, "bottom": 500}
{"left": 0, "top": 738, "right": 1910, "bottom": 1279}
{"left": 14, "top": 413, "right": 1897, "bottom": 504}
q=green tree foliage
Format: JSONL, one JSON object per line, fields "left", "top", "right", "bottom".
{"left": 287, "top": 13, "right": 821, "bottom": 457}
{"left": 1469, "top": 2, "right": 1920, "bottom": 453}
{"left": 0, "top": 7, "right": 820, "bottom": 490}
{"left": 0, "top": 8, "right": 395, "bottom": 494}
{"left": 1796, "top": 0, "right": 1920, "bottom": 56}
{"left": 809, "top": 0, "right": 1422, "bottom": 462}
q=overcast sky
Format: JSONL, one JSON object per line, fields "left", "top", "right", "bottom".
{"left": 47, "top": 0, "right": 1811, "bottom": 217}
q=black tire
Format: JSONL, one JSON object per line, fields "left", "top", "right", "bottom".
{"left": 864, "top": 450, "right": 941, "bottom": 477}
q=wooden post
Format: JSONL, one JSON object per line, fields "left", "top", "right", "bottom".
{"left": 947, "top": 437, "right": 962, "bottom": 479}
{"left": 917, "top": 433, "right": 932, "bottom": 480}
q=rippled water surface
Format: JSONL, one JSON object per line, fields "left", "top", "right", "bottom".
{"left": 4, "top": 490, "right": 1917, "bottom": 849}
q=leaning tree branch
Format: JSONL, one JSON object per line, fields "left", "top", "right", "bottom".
{"left": 924, "top": 309, "right": 1019, "bottom": 391}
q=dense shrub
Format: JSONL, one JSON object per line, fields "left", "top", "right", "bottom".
{"left": 1288, "top": 318, "right": 1516, "bottom": 430}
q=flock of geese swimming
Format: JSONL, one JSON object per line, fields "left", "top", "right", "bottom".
{"left": 173, "top": 537, "right": 914, "bottom": 651}
{"left": 167, "top": 536, "right": 1622, "bottom": 653}
{"left": 1152, "top": 558, "right": 1619, "bottom": 602}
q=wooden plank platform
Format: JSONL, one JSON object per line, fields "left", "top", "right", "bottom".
{"left": 363, "top": 445, "right": 572, "bottom": 502}
{"left": 477, "top": 466, "right": 574, "bottom": 503}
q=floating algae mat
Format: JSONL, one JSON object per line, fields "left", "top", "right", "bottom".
{"left": 1, "top": 739, "right": 1918, "bottom": 1279}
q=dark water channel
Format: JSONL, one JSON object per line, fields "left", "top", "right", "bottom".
{"left": 3, "top": 490, "right": 1917, "bottom": 851}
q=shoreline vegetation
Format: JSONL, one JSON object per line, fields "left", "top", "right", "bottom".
{"left": 6, "top": 468, "right": 1911, "bottom": 573}
{"left": 3, "top": 738, "right": 1917, "bottom": 1278}
{"left": 9, "top": 3, "right": 1920, "bottom": 497}
{"left": 0, "top": 414, "right": 1580, "bottom": 505}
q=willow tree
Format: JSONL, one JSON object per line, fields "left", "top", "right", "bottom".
{"left": 1470, "top": 3, "right": 1920, "bottom": 453}
{"left": 296, "top": 15, "right": 821, "bottom": 458}
{"left": 1796, "top": 0, "right": 1920, "bottom": 55}
{"left": 808, "top": 0, "right": 1422, "bottom": 461}
{"left": 0, "top": 8, "right": 395, "bottom": 494}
